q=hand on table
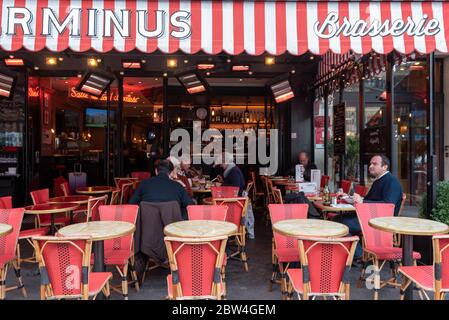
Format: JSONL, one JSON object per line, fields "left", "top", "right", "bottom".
{"left": 353, "top": 193, "right": 363, "bottom": 203}
{"left": 216, "top": 175, "right": 224, "bottom": 183}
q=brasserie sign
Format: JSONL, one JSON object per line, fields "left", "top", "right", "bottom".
{"left": 2, "top": 7, "right": 191, "bottom": 39}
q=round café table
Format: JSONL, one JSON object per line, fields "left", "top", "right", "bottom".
{"left": 369, "top": 216, "right": 449, "bottom": 300}
{"left": 76, "top": 186, "right": 119, "bottom": 195}
{"left": 0, "top": 223, "right": 12, "bottom": 237}
{"left": 273, "top": 219, "right": 349, "bottom": 238}
{"left": 164, "top": 220, "right": 237, "bottom": 238}
{"left": 58, "top": 221, "right": 135, "bottom": 272}
{"left": 48, "top": 195, "right": 91, "bottom": 205}
{"left": 192, "top": 187, "right": 212, "bottom": 204}
{"left": 24, "top": 203, "right": 80, "bottom": 235}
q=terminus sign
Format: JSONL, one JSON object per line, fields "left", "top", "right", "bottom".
{"left": 314, "top": 12, "right": 441, "bottom": 38}
{"left": 2, "top": 8, "right": 191, "bottom": 39}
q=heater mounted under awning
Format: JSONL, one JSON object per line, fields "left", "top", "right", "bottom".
{"left": 0, "top": 1, "right": 448, "bottom": 55}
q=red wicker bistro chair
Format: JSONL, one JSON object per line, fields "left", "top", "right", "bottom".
{"left": 0, "top": 208, "right": 27, "bottom": 299}
{"left": 53, "top": 176, "right": 69, "bottom": 197}
{"left": 399, "top": 234, "right": 449, "bottom": 300}
{"left": 98, "top": 205, "right": 139, "bottom": 300}
{"left": 211, "top": 186, "right": 239, "bottom": 198}
{"left": 131, "top": 172, "right": 151, "bottom": 180}
{"left": 355, "top": 203, "right": 421, "bottom": 300}
{"left": 164, "top": 235, "right": 228, "bottom": 300}
{"left": 187, "top": 204, "right": 229, "bottom": 296}
{"left": 1, "top": 196, "right": 49, "bottom": 266}
{"left": 30, "top": 189, "right": 70, "bottom": 228}
{"left": 119, "top": 182, "right": 134, "bottom": 205}
{"left": 354, "top": 185, "right": 369, "bottom": 197}
{"left": 320, "top": 175, "right": 330, "bottom": 189}
{"left": 286, "top": 236, "right": 359, "bottom": 300}
{"left": 187, "top": 205, "right": 228, "bottom": 221}
{"left": 109, "top": 189, "right": 120, "bottom": 205}
{"left": 340, "top": 180, "right": 353, "bottom": 194}
{"left": 213, "top": 197, "right": 249, "bottom": 272}
{"left": 32, "top": 236, "right": 112, "bottom": 300}
{"left": 85, "top": 195, "right": 108, "bottom": 222}
{"left": 268, "top": 204, "right": 308, "bottom": 299}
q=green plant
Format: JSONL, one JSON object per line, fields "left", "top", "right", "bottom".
{"left": 431, "top": 181, "right": 449, "bottom": 225}
{"left": 344, "top": 136, "right": 359, "bottom": 179}
{"left": 418, "top": 192, "right": 427, "bottom": 219}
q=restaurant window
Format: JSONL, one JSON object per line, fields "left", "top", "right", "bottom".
{"left": 341, "top": 82, "right": 360, "bottom": 183}
{"left": 362, "top": 71, "right": 387, "bottom": 186}
{"left": 392, "top": 57, "right": 428, "bottom": 206}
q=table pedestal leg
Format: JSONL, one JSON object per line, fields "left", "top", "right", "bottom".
{"left": 402, "top": 235, "right": 414, "bottom": 300}
{"left": 93, "top": 240, "right": 105, "bottom": 299}
{"left": 50, "top": 215, "right": 56, "bottom": 235}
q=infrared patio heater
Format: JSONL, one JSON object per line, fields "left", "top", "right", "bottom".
{"left": 268, "top": 75, "right": 295, "bottom": 104}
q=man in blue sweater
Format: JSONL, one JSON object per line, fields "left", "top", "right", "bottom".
{"left": 337, "top": 154, "right": 403, "bottom": 259}
{"left": 216, "top": 152, "right": 246, "bottom": 196}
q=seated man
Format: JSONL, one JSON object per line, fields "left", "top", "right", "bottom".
{"left": 129, "top": 159, "right": 194, "bottom": 218}
{"left": 216, "top": 152, "right": 246, "bottom": 196}
{"left": 288, "top": 151, "right": 317, "bottom": 182}
{"left": 336, "top": 154, "right": 403, "bottom": 259}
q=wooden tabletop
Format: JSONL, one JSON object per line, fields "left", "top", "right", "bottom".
{"left": 58, "top": 221, "right": 135, "bottom": 241}
{"left": 0, "top": 223, "right": 12, "bottom": 237}
{"left": 76, "top": 186, "right": 119, "bottom": 195}
{"left": 273, "top": 219, "right": 349, "bottom": 238}
{"left": 313, "top": 201, "right": 355, "bottom": 212}
{"left": 48, "top": 195, "right": 91, "bottom": 205}
{"left": 164, "top": 220, "right": 237, "bottom": 238}
{"left": 273, "top": 180, "right": 297, "bottom": 186}
{"left": 369, "top": 217, "right": 449, "bottom": 236}
{"left": 24, "top": 203, "right": 80, "bottom": 214}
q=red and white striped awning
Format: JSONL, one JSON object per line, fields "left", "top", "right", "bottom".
{"left": 1, "top": 1, "right": 449, "bottom": 55}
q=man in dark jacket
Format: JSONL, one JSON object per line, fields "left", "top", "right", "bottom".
{"left": 288, "top": 151, "right": 317, "bottom": 182}
{"left": 217, "top": 152, "right": 246, "bottom": 196}
{"left": 129, "top": 159, "right": 194, "bottom": 218}
{"left": 337, "top": 154, "right": 403, "bottom": 259}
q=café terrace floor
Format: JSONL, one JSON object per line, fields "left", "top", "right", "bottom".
{"left": 5, "top": 205, "right": 428, "bottom": 300}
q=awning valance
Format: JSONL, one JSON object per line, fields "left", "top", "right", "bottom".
{"left": 0, "top": 1, "right": 448, "bottom": 55}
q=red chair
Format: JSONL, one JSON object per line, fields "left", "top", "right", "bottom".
{"left": 211, "top": 186, "right": 239, "bottom": 198}
{"left": 30, "top": 189, "right": 70, "bottom": 228}
{"left": 119, "top": 182, "right": 134, "bottom": 205}
{"left": 213, "top": 197, "right": 249, "bottom": 271}
{"left": 354, "top": 185, "right": 369, "bottom": 197}
{"left": 268, "top": 204, "right": 308, "bottom": 299}
{"left": 399, "top": 235, "right": 449, "bottom": 300}
{"left": 98, "top": 205, "right": 139, "bottom": 300}
{"left": 320, "top": 175, "right": 330, "bottom": 189}
{"left": 53, "top": 176, "right": 69, "bottom": 197}
{"left": 340, "top": 180, "right": 352, "bottom": 194}
{"left": 164, "top": 235, "right": 228, "bottom": 300}
{"left": 131, "top": 172, "right": 151, "bottom": 180}
{"left": 33, "top": 236, "right": 112, "bottom": 300}
{"left": 287, "top": 236, "right": 359, "bottom": 300}
{"left": 187, "top": 205, "right": 228, "bottom": 221}
{"left": 355, "top": 203, "right": 421, "bottom": 300}
{"left": 0, "top": 196, "right": 12, "bottom": 209}
{"left": 85, "top": 195, "right": 108, "bottom": 222}
{"left": 0, "top": 208, "right": 27, "bottom": 299}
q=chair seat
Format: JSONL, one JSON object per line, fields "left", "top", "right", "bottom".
{"left": 366, "top": 246, "right": 421, "bottom": 260}
{"left": 40, "top": 216, "right": 71, "bottom": 227}
{"left": 286, "top": 268, "right": 304, "bottom": 293}
{"left": 0, "top": 254, "right": 15, "bottom": 268}
{"left": 398, "top": 265, "right": 435, "bottom": 291}
{"left": 88, "top": 272, "right": 112, "bottom": 296}
{"left": 104, "top": 250, "right": 133, "bottom": 266}
{"left": 19, "top": 227, "right": 49, "bottom": 239}
{"left": 166, "top": 274, "right": 224, "bottom": 299}
{"left": 275, "top": 248, "right": 300, "bottom": 263}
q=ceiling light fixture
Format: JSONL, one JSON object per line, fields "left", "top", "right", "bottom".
{"left": 122, "top": 60, "right": 142, "bottom": 69}
{"left": 265, "top": 56, "right": 275, "bottom": 65}
{"left": 232, "top": 65, "right": 250, "bottom": 71}
{"left": 87, "top": 58, "right": 99, "bottom": 67}
{"left": 46, "top": 57, "right": 58, "bottom": 65}
{"left": 197, "top": 63, "right": 215, "bottom": 70}
{"left": 167, "top": 59, "right": 178, "bottom": 68}
{"left": 4, "top": 58, "right": 24, "bottom": 66}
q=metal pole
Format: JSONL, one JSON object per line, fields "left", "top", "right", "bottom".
{"left": 117, "top": 76, "right": 124, "bottom": 177}
{"left": 427, "top": 53, "right": 436, "bottom": 217}
{"left": 24, "top": 69, "right": 29, "bottom": 206}
{"left": 359, "top": 73, "right": 365, "bottom": 185}
{"left": 106, "top": 87, "right": 111, "bottom": 185}
{"left": 163, "top": 76, "right": 169, "bottom": 156}
{"left": 324, "top": 85, "right": 329, "bottom": 176}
